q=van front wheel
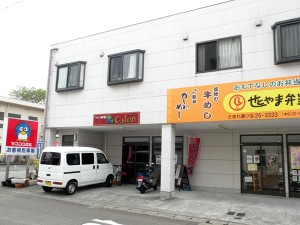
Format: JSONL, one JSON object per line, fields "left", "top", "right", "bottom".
{"left": 65, "top": 181, "right": 77, "bottom": 195}
{"left": 42, "top": 186, "right": 53, "bottom": 192}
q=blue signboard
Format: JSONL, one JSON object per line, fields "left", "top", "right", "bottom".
{"left": 37, "top": 140, "right": 43, "bottom": 158}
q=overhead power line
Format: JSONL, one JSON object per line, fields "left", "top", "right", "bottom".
{"left": 0, "top": 0, "right": 24, "bottom": 11}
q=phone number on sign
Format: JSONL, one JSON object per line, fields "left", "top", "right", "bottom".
{"left": 255, "top": 112, "right": 300, "bottom": 118}
{"left": 254, "top": 112, "right": 279, "bottom": 118}
{"left": 228, "top": 111, "right": 300, "bottom": 120}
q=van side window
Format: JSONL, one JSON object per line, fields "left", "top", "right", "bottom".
{"left": 82, "top": 153, "right": 94, "bottom": 165}
{"left": 67, "top": 153, "right": 80, "bottom": 165}
{"left": 97, "top": 153, "right": 108, "bottom": 164}
{"left": 40, "top": 152, "right": 61, "bottom": 166}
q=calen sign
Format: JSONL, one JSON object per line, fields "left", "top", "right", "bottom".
{"left": 94, "top": 112, "right": 140, "bottom": 126}
{"left": 2, "top": 118, "right": 38, "bottom": 156}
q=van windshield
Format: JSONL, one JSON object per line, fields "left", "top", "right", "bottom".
{"left": 40, "top": 152, "right": 61, "bottom": 165}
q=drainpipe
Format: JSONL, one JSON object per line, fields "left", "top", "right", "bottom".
{"left": 42, "top": 48, "right": 58, "bottom": 149}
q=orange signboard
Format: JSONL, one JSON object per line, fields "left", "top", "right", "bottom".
{"left": 167, "top": 75, "right": 300, "bottom": 123}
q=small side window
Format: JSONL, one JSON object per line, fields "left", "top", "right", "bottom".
{"left": 28, "top": 116, "right": 38, "bottom": 121}
{"left": 97, "top": 153, "right": 108, "bottom": 164}
{"left": 82, "top": 153, "right": 94, "bottom": 165}
{"left": 67, "top": 153, "right": 80, "bottom": 165}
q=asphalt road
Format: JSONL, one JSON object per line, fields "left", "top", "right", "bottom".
{"left": 0, "top": 190, "right": 192, "bottom": 225}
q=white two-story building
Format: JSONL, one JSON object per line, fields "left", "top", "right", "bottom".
{"left": 44, "top": 0, "right": 300, "bottom": 199}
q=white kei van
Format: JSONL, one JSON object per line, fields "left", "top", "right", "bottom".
{"left": 37, "top": 146, "right": 114, "bottom": 195}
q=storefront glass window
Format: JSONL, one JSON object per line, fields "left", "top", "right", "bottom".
{"left": 152, "top": 136, "right": 183, "bottom": 165}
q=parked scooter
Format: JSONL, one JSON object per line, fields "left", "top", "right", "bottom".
{"left": 136, "top": 163, "right": 158, "bottom": 194}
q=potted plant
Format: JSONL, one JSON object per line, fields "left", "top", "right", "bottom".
{"left": 28, "top": 158, "right": 39, "bottom": 181}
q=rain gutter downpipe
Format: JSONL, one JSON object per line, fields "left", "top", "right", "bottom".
{"left": 42, "top": 48, "right": 58, "bottom": 149}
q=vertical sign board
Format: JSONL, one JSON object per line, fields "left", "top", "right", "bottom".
{"left": 2, "top": 118, "right": 38, "bottom": 156}
{"left": 37, "top": 140, "right": 43, "bottom": 158}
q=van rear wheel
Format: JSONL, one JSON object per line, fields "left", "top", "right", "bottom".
{"left": 106, "top": 176, "right": 113, "bottom": 187}
{"left": 42, "top": 186, "right": 53, "bottom": 192}
{"left": 65, "top": 181, "right": 77, "bottom": 195}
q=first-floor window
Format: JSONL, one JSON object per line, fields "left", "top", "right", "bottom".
{"left": 56, "top": 61, "right": 86, "bottom": 92}
{"left": 272, "top": 18, "right": 300, "bottom": 64}
{"left": 108, "top": 50, "right": 145, "bottom": 85}
{"left": 196, "top": 36, "right": 242, "bottom": 73}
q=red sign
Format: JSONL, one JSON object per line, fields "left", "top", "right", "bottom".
{"left": 93, "top": 112, "right": 140, "bottom": 126}
{"left": 187, "top": 137, "right": 201, "bottom": 175}
{"left": 3, "top": 118, "right": 38, "bottom": 155}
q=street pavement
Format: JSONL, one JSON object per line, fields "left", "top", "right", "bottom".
{"left": 0, "top": 165, "right": 299, "bottom": 225}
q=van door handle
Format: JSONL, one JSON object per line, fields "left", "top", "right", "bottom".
{"left": 97, "top": 165, "right": 99, "bottom": 169}
{"left": 93, "top": 165, "right": 95, "bottom": 169}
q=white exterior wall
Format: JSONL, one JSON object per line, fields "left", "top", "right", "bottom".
{"left": 46, "top": 0, "right": 300, "bottom": 193}
{"left": 48, "top": 0, "right": 300, "bottom": 128}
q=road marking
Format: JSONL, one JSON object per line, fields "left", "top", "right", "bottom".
{"left": 82, "top": 219, "right": 123, "bottom": 225}
{"left": 93, "top": 219, "right": 123, "bottom": 225}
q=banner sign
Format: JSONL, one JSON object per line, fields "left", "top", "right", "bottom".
{"left": 3, "top": 118, "right": 38, "bottom": 156}
{"left": 187, "top": 136, "right": 201, "bottom": 175}
{"left": 94, "top": 112, "right": 140, "bottom": 126}
{"left": 167, "top": 75, "right": 300, "bottom": 123}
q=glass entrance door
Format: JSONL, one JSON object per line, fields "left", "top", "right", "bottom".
{"left": 241, "top": 135, "right": 285, "bottom": 196}
{"left": 287, "top": 134, "right": 300, "bottom": 198}
{"left": 122, "top": 137, "right": 150, "bottom": 184}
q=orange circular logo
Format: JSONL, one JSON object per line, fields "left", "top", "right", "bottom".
{"left": 229, "top": 95, "right": 246, "bottom": 111}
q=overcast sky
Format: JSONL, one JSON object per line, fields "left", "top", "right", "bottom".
{"left": 0, "top": 0, "right": 227, "bottom": 97}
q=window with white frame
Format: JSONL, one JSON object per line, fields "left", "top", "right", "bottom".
{"left": 196, "top": 36, "right": 242, "bottom": 73}
{"left": 56, "top": 61, "right": 86, "bottom": 92}
{"left": 108, "top": 50, "right": 145, "bottom": 85}
{"left": 272, "top": 18, "right": 300, "bottom": 64}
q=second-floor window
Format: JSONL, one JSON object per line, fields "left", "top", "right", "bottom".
{"left": 108, "top": 50, "right": 145, "bottom": 86}
{"left": 8, "top": 113, "right": 21, "bottom": 119}
{"left": 272, "top": 18, "right": 300, "bottom": 64}
{"left": 56, "top": 61, "right": 86, "bottom": 92}
{"left": 196, "top": 36, "right": 242, "bottom": 73}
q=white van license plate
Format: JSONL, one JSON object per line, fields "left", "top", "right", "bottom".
{"left": 45, "top": 181, "right": 51, "bottom": 186}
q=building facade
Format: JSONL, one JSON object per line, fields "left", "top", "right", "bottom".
{"left": 44, "top": 0, "right": 300, "bottom": 198}
{"left": 0, "top": 96, "right": 44, "bottom": 164}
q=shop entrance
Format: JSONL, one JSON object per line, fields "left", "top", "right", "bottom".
{"left": 122, "top": 137, "right": 150, "bottom": 184}
{"left": 287, "top": 134, "right": 300, "bottom": 198}
{"left": 241, "top": 135, "right": 285, "bottom": 196}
